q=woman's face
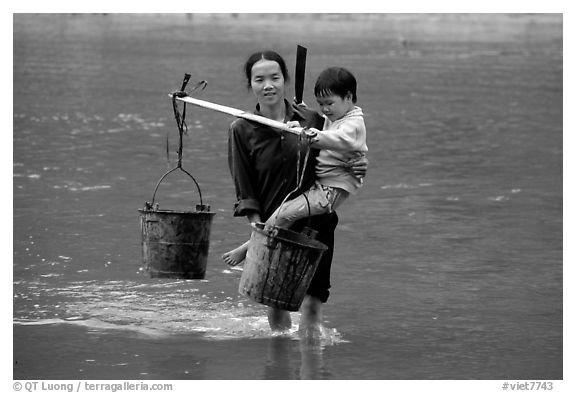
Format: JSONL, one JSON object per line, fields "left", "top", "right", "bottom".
{"left": 250, "top": 59, "right": 285, "bottom": 108}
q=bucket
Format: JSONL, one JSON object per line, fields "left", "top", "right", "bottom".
{"left": 139, "top": 204, "right": 215, "bottom": 279}
{"left": 238, "top": 222, "right": 328, "bottom": 311}
{"left": 139, "top": 163, "right": 215, "bottom": 279}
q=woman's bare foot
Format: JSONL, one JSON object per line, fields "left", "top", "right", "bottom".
{"left": 268, "top": 307, "right": 292, "bottom": 331}
{"left": 298, "top": 295, "right": 323, "bottom": 336}
{"left": 221, "top": 240, "right": 250, "bottom": 266}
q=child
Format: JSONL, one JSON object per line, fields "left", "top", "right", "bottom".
{"left": 222, "top": 66, "right": 368, "bottom": 266}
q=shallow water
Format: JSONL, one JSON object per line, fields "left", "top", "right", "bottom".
{"left": 13, "top": 14, "right": 562, "bottom": 380}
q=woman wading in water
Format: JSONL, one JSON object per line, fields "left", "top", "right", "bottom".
{"left": 223, "top": 50, "right": 367, "bottom": 334}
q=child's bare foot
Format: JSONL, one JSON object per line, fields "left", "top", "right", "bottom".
{"left": 221, "top": 241, "right": 250, "bottom": 266}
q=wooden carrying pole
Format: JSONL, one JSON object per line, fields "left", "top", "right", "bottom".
{"left": 171, "top": 95, "right": 304, "bottom": 136}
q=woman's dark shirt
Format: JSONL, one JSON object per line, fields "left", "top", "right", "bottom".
{"left": 228, "top": 101, "right": 321, "bottom": 221}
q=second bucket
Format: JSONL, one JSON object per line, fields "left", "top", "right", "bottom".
{"left": 139, "top": 158, "right": 215, "bottom": 279}
{"left": 238, "top": 222, "right": 328, "bottom": 311}
{"left": 139, "top": 204, "right": 215, "bottom": 279}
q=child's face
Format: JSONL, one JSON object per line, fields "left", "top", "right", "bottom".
{"left": 315, "top": 93, "right": 354, "bottom": 122}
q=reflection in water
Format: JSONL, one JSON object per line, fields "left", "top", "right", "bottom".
{"left": 297, "top": 328, "right": 333, "bottom": 380}
{"left": 264, "top": 336, "right": 292, "bottom": 379}
{"left": 264, "top": 329, "right": 334, "bottom": 380}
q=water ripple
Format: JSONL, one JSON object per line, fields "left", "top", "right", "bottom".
{"left": 14, "top": 280, "right": 347, "bottom": 346}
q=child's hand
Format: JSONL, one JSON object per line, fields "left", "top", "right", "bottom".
{"left": 303, "top": 128, "right": 318, "bottom": 139}
{"left": 303, "top": 128, "right": 320, "bottom": 145}
{"left": 291, "top": 102, "right": 323, "bottom": 128}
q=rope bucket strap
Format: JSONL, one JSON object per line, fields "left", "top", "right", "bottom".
{"left": 168, "top": 77, "right": 207, "bottom": 166}
{"left": 150, "top": 75, "right": 209, "bottom": 208}
{"left": 274, "top": 130, "right": 314, "bottom": 225}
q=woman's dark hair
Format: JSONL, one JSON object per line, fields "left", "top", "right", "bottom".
{"left": 243, "top": 50, "right": 290, "bottom": 88}
{"left": 314, "top": 67, "right": 357, "bottom": 103}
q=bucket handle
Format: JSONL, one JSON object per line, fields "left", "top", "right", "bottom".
{"left": 150, "top": 165, "right": 203, "bottom": 207}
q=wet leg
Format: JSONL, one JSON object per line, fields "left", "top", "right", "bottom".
{"left": 298, "top": 295, "right": 323, "bottom": 340}
{"left": 268, "top": 307, "right": 292, "bottom": 331}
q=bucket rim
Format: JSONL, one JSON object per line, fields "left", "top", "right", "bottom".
{"left": 252, "top": 222, "right": 328, "bottom": 251}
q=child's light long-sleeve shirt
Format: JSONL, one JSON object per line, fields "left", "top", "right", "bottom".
{"left": 314, "top": 106, "right": 368, "bottom": 194}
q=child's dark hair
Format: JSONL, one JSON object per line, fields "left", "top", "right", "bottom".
{"left": 243, "top": 50, "right": 290, "bottom": 88}
{"left": 314, "top": 67, "right": 357, "bottom": 103}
